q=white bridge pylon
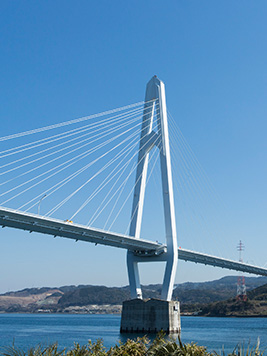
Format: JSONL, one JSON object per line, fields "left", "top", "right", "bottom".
{"left": 128, "top": 76, "right": 177, "bottom": 301}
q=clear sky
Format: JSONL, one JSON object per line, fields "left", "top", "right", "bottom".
{"left": 0, "top": 1, "right": 266, "bottom": 294}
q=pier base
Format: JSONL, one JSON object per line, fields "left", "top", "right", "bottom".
{"left": 120, "top": 298, "right": 181, "bottom": 334}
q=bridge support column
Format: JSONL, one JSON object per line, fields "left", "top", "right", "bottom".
{"left": 127, "top": 251, "right": 142, "bottom": 299}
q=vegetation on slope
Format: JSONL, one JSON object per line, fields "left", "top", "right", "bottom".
{"left": 199, "top": 283, "right": 267, "bottom": 317}
{"left": 1, "top": 277, "right": 267, "bottom": 314}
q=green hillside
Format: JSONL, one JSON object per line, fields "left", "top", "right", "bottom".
{"left": 199, "top": 283, "right": 267, "bottom": 317}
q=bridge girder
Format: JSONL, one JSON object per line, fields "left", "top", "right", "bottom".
{"left": 1, "top": 206, "right": 267, "bottom": 278}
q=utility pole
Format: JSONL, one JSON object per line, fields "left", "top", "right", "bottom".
{"left": 237, "top": 240, "right": 247, "bottom": 301}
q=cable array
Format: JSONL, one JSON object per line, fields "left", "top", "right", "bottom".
{"left": 0, "top": 98, "right": 250, "bottom": 265}
{"left": 0, "top": 101, "right": 151, "bottom": 142}
{"left": 0, "top": 100, "right": 162, "bottom": 234}
{"left": 167, "top": 110, "right": 227, "bottom": 257}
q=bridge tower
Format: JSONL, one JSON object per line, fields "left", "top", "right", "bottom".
{"left": 121, "top": 76, "right": 180, "bottom": 333}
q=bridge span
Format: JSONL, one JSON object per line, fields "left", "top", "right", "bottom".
{"left": 1, "top": 206, "right": 266, "bottom": 278}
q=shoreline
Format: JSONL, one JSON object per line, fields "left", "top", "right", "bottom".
{"left": 1, "top": 311, "right": 267, "bottom": 318}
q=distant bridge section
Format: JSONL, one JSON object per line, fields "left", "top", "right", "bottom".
{"left": 178, "top": 248, "right": 267, "bottom": 277}
{"left": 1, "top": 206, "right": 267, "bottom": 278}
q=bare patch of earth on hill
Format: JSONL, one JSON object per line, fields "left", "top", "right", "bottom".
{"left": 0, "top": 289, "right": 63, "bottom": 312}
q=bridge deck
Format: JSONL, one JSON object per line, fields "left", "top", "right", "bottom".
{"left": 0, "top": 206, "right": 165, "bottom": 254}
{"left": 1, "top": 206, "right": 267, "bottom": 277}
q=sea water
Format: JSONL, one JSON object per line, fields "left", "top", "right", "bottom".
{"left": 0, "top": 314, "right": 266, "bottom": 354}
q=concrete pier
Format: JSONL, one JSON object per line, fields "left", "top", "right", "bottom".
{"left": 120, "top": 298, "right": 181, "bottom": 334}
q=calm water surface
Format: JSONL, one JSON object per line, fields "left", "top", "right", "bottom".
{"left": 0, "top": 314, "right": 266, "bottom": 353}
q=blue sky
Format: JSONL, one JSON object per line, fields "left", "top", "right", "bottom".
{"left": 0, "top": 1, "right": 266, "bottom": 293}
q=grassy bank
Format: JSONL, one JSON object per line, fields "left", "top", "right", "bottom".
{"left": 0, "top": 334, "right": 265, "bottom": 356}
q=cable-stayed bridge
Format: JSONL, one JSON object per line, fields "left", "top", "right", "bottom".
{"left": 0, "top": 76, "right": 266, "bottom": 306}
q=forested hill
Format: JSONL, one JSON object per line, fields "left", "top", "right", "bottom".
{"left": 199, "top": 283, "right": 267, "bottom": 317}
{"left": 0, "top": 276, "right": 266, "bottom": 313}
